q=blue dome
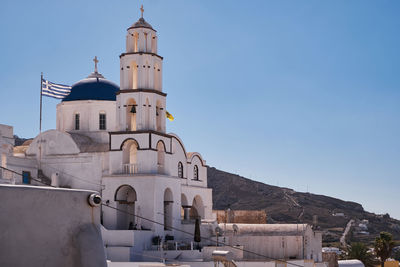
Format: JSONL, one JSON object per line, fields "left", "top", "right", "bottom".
{"left": 62, "top": 72, "right": 119, "bottom": 102}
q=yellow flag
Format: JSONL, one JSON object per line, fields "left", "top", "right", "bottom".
{"left": 166, "top": 111, "right": 174, "bottom": 121}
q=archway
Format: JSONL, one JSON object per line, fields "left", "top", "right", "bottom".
{"left": 126, "top": 98, "right": 137, "bottom": 131}
{"left": 181, "top": 194, "right": 190, "bottom": 221}
{"left": 157, "top": 141, "right": 165, "bottom": 174}
{"left": 129, "top": 61, "right": 138, "bottom": 89}
{"left": 156, "top": 100, "right": 162, "bottom": 131}
{"left": 190, "top": 195, "right": 204, "bottom": 220}
{"left": 122, "top": 139, "right": 138, "bottom": 174}
{"left": 164, "top": 188, "right": 173, "bottom": 230}
{"left": 115, "top": 185, "right": 137, "bottom": 230}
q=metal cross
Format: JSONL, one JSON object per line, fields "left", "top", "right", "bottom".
{"left": 140, "top": 5, "right": 144, "bottom": 18}
{"left": 93, "top": 56, "right": 99, "bottom": 73}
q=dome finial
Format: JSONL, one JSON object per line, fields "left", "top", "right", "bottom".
{"left": 93, "top": 56, "right": 99, "bottom": 73}
{"left": 140, "top": 5, "right": 144, "bottom": 18}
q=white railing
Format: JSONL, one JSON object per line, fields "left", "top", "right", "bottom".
{"left": 122, "top": 163, "right": 138, "bottom": 175}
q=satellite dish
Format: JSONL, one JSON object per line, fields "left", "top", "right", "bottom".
{"left": 215, "top": 226, "right": 223, "bottom": 235}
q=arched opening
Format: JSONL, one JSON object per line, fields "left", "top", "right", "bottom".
{"left": 145, "top": 98, "right": 150, "bottom": 129}
{"left": 129, "top": 61, "right": 138, "bottom": 89}
{"left": 164, "top": 188, "right": 173, "bottom": 230}
{"left": 115, "top": 185, "right": 137, "bottom": 230}
{"left": 122, "top": 139, "right": 138, "bottom": 174}
{"left": 157, "top": 141, "right": 165, "bottom": 174}
{"left": 126, "top": 98, "right": 137, "bottom": 131}
{"left": 154, "top": 63, "right": 160, "bottom": 90}
{"left": 178, "top": 162, "right": 183, "bottom": 178}
{"left": 144, "top": 32, "right": 148, "bottom": 52}
{"left": 193, "top": 165, "right": 199, "bottom": 180}
{"left": 156, "top": 100, "right": 162, "bottom": 131}
{"left": 190, "top": 195, "right": 204, "bottom": 220}
{"left": 181, "top": 194, "right": 190, "bottom": 221}
{"left": 151, "top": 35, "right": 157, "bottom": 53}
{"left": 134, "top": 32, "right": 139, "bottom": 52}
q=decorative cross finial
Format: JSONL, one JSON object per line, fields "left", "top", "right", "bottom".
{"left": 93, "top": 56, "right": 99, "bottom": 73}
{"left": 140, "top": 5, "right": 144, "bottom": 18}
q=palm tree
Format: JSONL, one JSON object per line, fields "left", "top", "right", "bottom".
{"left": 374, "top": 232, "right": 395, "bottom": 267}
{"left": 347, "top": 242, "right": 377, "bottom": 267}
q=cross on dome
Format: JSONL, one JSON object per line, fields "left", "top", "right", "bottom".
{"left": 93, "top": 56, "right": 99, "bottom": 73}
{"left": 140, "top": 5, "right": 144, "bottom": 18}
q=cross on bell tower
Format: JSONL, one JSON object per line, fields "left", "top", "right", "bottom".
{"left": 140, "top": 5, "right": 144, "bottom": 18}
{"left": 93, "top": 56, "right": 99, "bottom": 73}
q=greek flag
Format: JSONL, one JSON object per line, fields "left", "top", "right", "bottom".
{"left": 41, "top": 79, "right": 71, "bottom": 99}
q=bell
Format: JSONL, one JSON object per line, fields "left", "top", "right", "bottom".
{"left": 130, "top": 105, "right": 136, "bottom": 113}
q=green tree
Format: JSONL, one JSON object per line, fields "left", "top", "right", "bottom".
{"left": 347, "top": 242, "right": 377, "bottom": 267}
{"left": 392, "top": 248, "right": 400, "bottom": 261}
{"left": 374, "top": 232, "right": 395, "bottom": 267}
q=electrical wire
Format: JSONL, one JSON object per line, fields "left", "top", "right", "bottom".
{"left": 101, "top": 203, "right": 307, "bottom": 267}
{"left": 0, "top": 166, "right": 55, "bottom": 187}
{"left": 1, "top": 166, "right": 309, "bottom": 267}
{"left": 43, "top": 163, "right": 103, "bottom": 188}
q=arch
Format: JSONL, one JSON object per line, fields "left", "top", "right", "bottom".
{"left": 120, "top": 138, "right": 140, "bottom": 150}
{"left": 133, "top": 32, "right": 139, "bottom": 52}
{"left": 181, "top": 193, "right": 189, "bottom": 220}
{"left": 190, "top": 195, "right": 204, "bottom": 219}
{"left": 187, "top": 152, "right": 206, "bottom": 167}
{"left": 170, "top": 134, "right": 187, "bottom": 156}
{"left": 157, "top": 140, "right": 165, "bottom": 174}
{"left": 144, "top": 32, "right": 148, "bottom": 52}
{"left": 115, "top": 185, "right": 137, "bottom": 230}
{"left": 164, "top": 188, "right": 173, "bottom": 230}
{"left": 181, "top": 193, "right": 188, "bottom": 206}
{"left": 154, "top": 63, "right": 160, "bottom": 90}
{"left": 126, "top": 98, "right": 137, "bottom": 131}
{"left": 151, "top": 34, "right": 157, "bottom": 53}
{"left": 122, "top": 139, "right": 138, "bottom": 174}
{"left": 129, "top": 61, "right": 138, "bottom": 89}
{"left": 193, "top": 165, "right": 199, "bottom": 180}
{"left": 156, "top": 100, "right": 162, "bottom": 131}
{"left": 178, "top": 161, "right": 183, "bottom": 178}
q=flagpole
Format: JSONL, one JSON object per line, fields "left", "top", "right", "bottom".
{"left": 40, "top": 72, "right": 43, "bottom": 134}
{"left": 39, "top": 72, "right": 43, "bottom": 171}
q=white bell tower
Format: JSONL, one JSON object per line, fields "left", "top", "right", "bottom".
{"left": 116, "top": 6, "right": 166, "bottom": 133}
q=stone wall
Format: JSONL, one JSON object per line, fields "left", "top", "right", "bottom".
{"left": 214, "top": 210, "right": 267, "bottom": 224}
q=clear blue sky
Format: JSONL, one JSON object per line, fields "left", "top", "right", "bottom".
{"left": 1, "top": 0, "right": 399, "bottom": 219}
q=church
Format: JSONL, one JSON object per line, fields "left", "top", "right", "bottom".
{"left": 0, "top": 8, "right": 324, "bottom": 266}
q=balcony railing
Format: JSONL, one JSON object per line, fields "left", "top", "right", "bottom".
{"left": 122, "top": 163, "right": 138, "bottom": 175}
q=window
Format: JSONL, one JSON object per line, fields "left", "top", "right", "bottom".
{"left": 193, "top": 165, "right": 199, "bottom": 180}
{"left": 99, "top": 113, "right": 106, "bottom": 130}
{"left": 22, "top": 171, "right": 31, "bottom": 184}
{"left": 178, "top": 162, "right": 183, "bottom": 178}
{"left": 75, "top": 113, "right": 80, "bottom": 130}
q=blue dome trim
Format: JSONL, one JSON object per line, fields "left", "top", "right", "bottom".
{"left": 62, "top": 76, "right": 119, "bottom": 102}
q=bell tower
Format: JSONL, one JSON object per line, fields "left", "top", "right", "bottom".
{"left": 116, "top": 6, "right": 166, "bottom": 133}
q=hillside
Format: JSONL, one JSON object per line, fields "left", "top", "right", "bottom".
{"left": 208, "top": 166, "right": 400, "bottom": 244}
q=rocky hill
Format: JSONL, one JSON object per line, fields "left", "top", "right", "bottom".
{"left": 208, "top": 166, "right": 400, "bottom": 244}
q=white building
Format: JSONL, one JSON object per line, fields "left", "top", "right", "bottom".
{"left": 0, "top": 9, "right": 324, "bottom": 265}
